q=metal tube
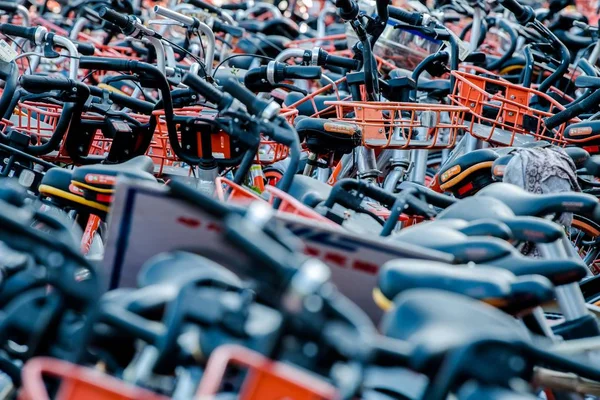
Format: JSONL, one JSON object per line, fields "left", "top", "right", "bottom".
{"left": 538, "top": 241, "right": 589, "bottom": 321}
{"left": 164, "top": 42, "right": 177, "bottom": 71}
{"left": 146, "top": 36, "right": 166, "bottom": 76}
{"left": 154, "top": 6, "right": 195, "bottom": 26}
{"left": 409, "top": 149, "right": 428, "bottom": 184}
{"left": 356, "top": 147, "right": 378, "bottom": 180}
{"left": 532, "top": 307, "right": 557, "bottom": 339}
{"left": 470, "top": 6, "right": 482, "bottom": 52}
{"left": 15, "top": 4, "right": 30, "bottom": 27}
{"left": 303, "top": 152, "right": 317, "bottom": 176}
{"left": 274, "top": 48, "right": 305, "bottom": 63}
{"left": 589, "top": 39, "right": 600, "bottom": 66}
{"left": 196, "top": 21, "right": 215, "bottom": 76}
{"left": 69, "top": 17, "right": 89, "bottom": 40}
{"left": 555, "top": 283, "right": 589, "bottom": 321}
{"left": 53, "top": 35, "right": 79, "bottom": 79}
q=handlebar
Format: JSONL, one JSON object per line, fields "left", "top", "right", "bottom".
{"left": 182, "top": 73, "right": 234, "bottom": 110}
{"left": 213, "top": 20, "right": 244, "bottom": 38}
{"left": 221, "top": 77, "right": 279, "bottom": 119}
{"left": 0, "top": 2, "right": 18, "bottom": 12}
{"left": 388, "top": 6, "right": 423, "bottom": 26}
{"left": 75, "top": 41, "right": 95, "bottom": 56}
{"left": 98, "top": 7, "right": 136, "bottom": 35}
{"left": 19, "top": 75, "right": 84, "bottom": 94}
{"left": 335, "top": 0, "right": 359, "bottom": 20}
{"left": 0, "top": 24, "right": 39, "bottom": 42}
{"left": 313, "top": 48, "right": 360, "bottom": 70}
{"left": 544, "top": 89, "right": 600, "bottom": 130}
{"left": 221, "top": 3, "right": 249, "bottom": 10}
{"left": 499, "top": 0, "right": 535, "bottom": 24}
{"left": 221, "top": 3, "right": 248, "bottom": 10}
{"left": 244, "top": 62, "right": 321, "bottom": 92}
{"left": 188, "top": 0, "right": 223, "bottom": 16}
{"left": 324, "top": 179, "right": 397, "bottom": 211}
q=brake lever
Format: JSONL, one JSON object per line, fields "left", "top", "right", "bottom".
{"left": 274, "top": 83, "right": 308, "bottom": 96}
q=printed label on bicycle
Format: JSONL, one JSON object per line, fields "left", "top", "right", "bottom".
{"left": 0, "top": 40, "right": 17, "bottom": 63}
{"left": 323, "top": 122, "right": 358, "bottom": 136}
{"left": 568, "top": 126, "right": 592, "bottom": 136}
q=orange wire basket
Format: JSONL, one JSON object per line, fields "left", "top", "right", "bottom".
{"left": 325, "top": 100, "right": 469, "bottom": 150}
{"left": 152, "top": 107, "right": 292, "bottom": 173}
{"left": 20, "top": 357, "right": 169, "bottom": 400}
{"left": 450, "top": 70, "right": 576, "bottom": 146}
{"left": 215, "top": 177, "right": 335, "bottom": 224}
{"left": 195, "top": 345, "right": 339, "bottom": 400}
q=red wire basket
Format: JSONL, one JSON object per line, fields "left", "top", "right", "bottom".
{"left": 195, "top": 344, "right": 339, "bottom": 400}
{"left": 19, "top": 357, "right": 169, "bottom": 400}
{"left": 449, "top": 70, "right": 576, "bottom": 146}
{"left": 325, "top": 100, "right": 469, "bottom": 150}
{"left": 284, "top": 76, "right": 347, "bottom": 117}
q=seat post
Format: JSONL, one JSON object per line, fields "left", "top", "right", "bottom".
{"left": 538, "top": 239, "right": 589, "bottom": 321}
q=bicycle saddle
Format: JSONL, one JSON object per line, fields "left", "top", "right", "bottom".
{"left": 284, "top": 93, "right": 339, "bottom": 116}
{"left": 585, "top": 155, "right": 600, "bottom": 177}
{"left": 437, "top": 196, "right": 515, "bottom": 221}
{"left": 491, "top": 256, "right": 587, "bottom": 286}
{"left": 295, "top": 117, "right": 360, "bottom": 154}
{"left": 39, "top": 168, "right": 109, "bottom": 217}
{"left": 381, "top": 289, "right": 531, "bottom": 373}
{"left": 388, "top": 225, "right": 513, "bottom": 264}
{"left": 477, "top": 182, "right": 599, "bottom": 218}
{"left": 438, "top": 149, "right": 498, "bottom": 198}
{"left": 71, "top": 155, "right": 156, "bottom": 194}
{"left": 564, "top": 146, "right": 590, "bottom": 168}
{"left": 287, "top": 174, "right": 332, "bottom": 207}
{"left": 429, "top": 219, "right": 513, "bottom": 240}
{"left": 575, "top": 75, "right": 600, "bottom": 90}
{"left": 563, "top": 121, "right": 600, "bottom": 147}
{"left": 375, "top": 261, "right": 554, "bottom": 314}
{"left": 137, "top": 251, "right": 240, "bottom": 288}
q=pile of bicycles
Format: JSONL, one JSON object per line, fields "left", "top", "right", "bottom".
{"left": 6, "top": 0, "right": 600, "bottom": 398}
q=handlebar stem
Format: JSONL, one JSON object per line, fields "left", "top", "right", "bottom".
{"left": 14, "top": 4, "right": 30, "bottom": 28}
{"left": 274, "top": 48, "right": 305, "bottom": 63}
{"left": 52, "top": 35, "right": 80, "bottom": 79}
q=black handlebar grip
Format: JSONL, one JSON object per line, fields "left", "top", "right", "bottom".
{"left": 0, "top": 24, "right": 37, "bottom": 42}
{"left": 182, "top": 73, "right": 229, "bottom": 109}
{"left": 221, "top": 3, "right": 248, "bottom": 10}
{"left": 360, "top": 181, "right": 397, "bottom": 207}
{"left": 544, "top": 89, "right": 600, "bottom": 130}
{"left": 499, "top": 0, "right": 535, "bottom": 24}
{"left": 213, "top": 20, "right": 244, "bottom": 38}
{"left": 0, "top": 2, "right": 18, "bottom": 12}
{"left": 388, "top": 6, "right": 423, "bottom": 26}
{"left": 335, "top": 0, "right": 359, "bottom": 20}
{"left": 98, "top": 7, "right": 132, "bottom": 31}
{"left": 283, "top": 66, "right": 322, "bottom": 80}
{"left": 79, "top": 56, "right": 133, "bottom": 72}
{"left": 324, "top": 53, "right": 360, "bottom": 70}
{"left": 20, "top": 75, "right": 76, "bottom": 93}
{"left": 188, "top": 0, "right": 222, "bottom": 16}
{"left": 221, "top": 77, "right": 270, "bottom": 117}
{"left": 75, "top": 41, "right": 96, "bottom": 56}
